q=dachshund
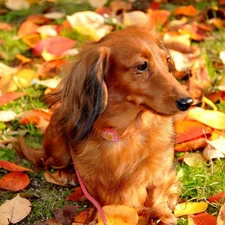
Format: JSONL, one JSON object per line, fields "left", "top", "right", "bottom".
{"left": 16, "top": 26, "right": 193, "bottom": 225}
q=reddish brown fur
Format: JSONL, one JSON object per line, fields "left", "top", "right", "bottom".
{"left": 16, "top": 26, "right": 193, "bottom": 225}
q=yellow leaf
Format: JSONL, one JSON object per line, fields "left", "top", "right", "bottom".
{"left": 174, "top": 202, "right": 208, "bottom": 217}
{"left": 13, "top": 69, "right": 38, "bottom": 88}
{"left": 98, "top": 205, "right": 139, "bottom": 225}
{"left": 0, "top": 194, "right": 31, "bottom": 225}
{"left": 188, "top": 107, "right": 225, "bottom": 130}
{"left": 41, "top": 49, "right": 56, "bottom": 62}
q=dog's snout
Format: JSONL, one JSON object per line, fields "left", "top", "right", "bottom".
{"left": 176, "top": 97, "right": 193, "bottom": 111}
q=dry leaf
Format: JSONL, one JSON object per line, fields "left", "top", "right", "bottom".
{"left": 183, "top": 153, "right": 205, "bottom": 167}
{"left": 188, "top": 213, "right": 217, "bottom": 225}
{"left": 217, "top": 203, "right": 225, "bottom": 225}
{"left": 0, "top": 62, "right": 18, "bottom": 77}
{"left": 0, "top": 110, "right": 17, "bottom": 122}
{"left": 18, "top": 20, "right": 39, "bottom": 38}
{"left": 220, "top": 51, "right": 225, "bottom": 64}
{"left": 0, "top": 194, "right": 31, "bottom": 225}
{"left": 88, "top": 0, "right": 107, "bottom": 8}
{"left": 0, "top": 172, "right": 30, "bottom": 191}
{"left": 0, "top": 160, "right": 33, "bottom": 172}
{"left": 13, "top": 69, "right": 38, "bottom": 88}
{"left": 0, "top": 92, "right": 26, "bottom": 107}
{"left": 188, "top": 107, "right": 225, "bottom": 130}
{"left": 175, "top": 120, "right": 211, "bottom": 143}
{"left": 43, "top": 12, "right": 66, "bottom": 19}
{"left": 208, "top": 192, "right": 225, "bottom": 203}
{"left": 203, "top": 136, "right": 225, "bottom": 160}
{"left": 73, "top": 208, "right": 95, "bottom": 225}
{"left": 174, "top": 5, "right": 198, "bottom": 16}
{"left": 5, "top": 0, "right": 30, "bottom": 11}
{"left": 123, "top": 11, "right": 149, "bottom": 26}
{"left": 67, "top": 187, "right": 85, "bottom": 202}
{"left": 66, "top": 11, "right": 112, "bottom": 40}
{"left": 37, "top": 25, "right": 58, "bottom": 37}
{"left": 147, "top": 9, "right": 170, "bottom": 27}
{"left": 174, "top": 202, "right": 208, "bottom": 217}
{"left": 98, "top": 205, "right": 139, "bottom": 225}
{"left": 16, "top": 54, "right": 32, "bottom": 64}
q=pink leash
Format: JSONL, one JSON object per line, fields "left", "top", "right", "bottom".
{"left": 75, "top": 166, "right": 109, "bottom": 225}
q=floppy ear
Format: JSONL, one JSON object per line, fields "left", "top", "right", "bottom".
{"left": 49, "top": 45, "right": 109, "bottom": 144}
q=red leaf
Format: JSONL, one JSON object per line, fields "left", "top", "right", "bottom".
{"left": 67, "top": 187, "right": 84, "bottom": 202}
{"left": 175, "top": 120, "right": 211, "bottom": 143}
{"left": 32, "top": 36, "right": 76, "bottom": 57}
{"left": 0, "top": 92, "right": 26, "bottom": 107}
{"left": 208, "top": 192, "right": 225, "bottom": 203}
{"left": 0, "top": 172, "right": 30, "bottom": 191}
{"left": 188, "top": 213, "right": 216, "bottom": 225}
{"left": 0, "top": 160, "right": 33, "bottom": 172}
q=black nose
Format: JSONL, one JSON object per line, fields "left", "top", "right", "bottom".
{"left": 176, "top": 97, "right": 193, "bottom": 111}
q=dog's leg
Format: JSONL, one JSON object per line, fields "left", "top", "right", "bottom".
{"left": 145, "top": 170, "right": 178, "bottom": 225}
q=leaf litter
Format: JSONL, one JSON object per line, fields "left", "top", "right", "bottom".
{"left": 0, "top": 0, "right": 225, "bottom": 225}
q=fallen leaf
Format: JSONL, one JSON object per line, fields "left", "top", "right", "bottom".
{"left": 217, "top": 203, "right": 225, "bottom": 225}
{"left": 208, "top": 192, "right": 225, "bottom": 203}
{"left": 175, "top": 138, "right": 207, "bottom": 152}
{"left": 44, "top": 169, "right": 77, "bottom": 187}
{"left": 188, "top": 213, "right": 216, "bottom": 225}
{"left": 0, "top": 160, "right": 33, "bottom": 172}
{"left": 98, "top": 205, "right": 139, "bottom": 225}
{"left": 43, "top": 12, "right": 66, "bottom": 19}
{"left": 174, "top": 202, "right": 208, "bottom": 217}
{"left": 174, "top": 5, "right": 198, "bottom": 16}
{"left": 0, "top": 171, "right": 30, "bottom": 191}
{"left": 37, "top": 25, "right": 58, "bottom": 38}
{"left": 15, "top": 54, "right": 32, "bottom": 64}
{"left": 13, "top": 69, "right": 38, "bottom": 88}
{"left": 67, "top": 187, "right": 84, "bottom": 202}
{"left": 32, "top": 36, "right": 76, "bottom": 57}
{"left": 0, "top": 22, "right": 12, "bottom": 31}
{"left": 220, "top": 51, "right": 225, "bottom": 64}
{"left": 88, "top": 0, "right": 107, "bottom": 8}
{"left": 175, "top": 120, "right": 211, "bottom": 143}
{"left": 123, "top": 11, "right": 149, "bottom": 26}
{"left": 18, "top": 20, "right": 39, "bottom": 38}
{"left": 73, "top": 208, "right": 95, "bottom": 225}
{"left": 66, "top": 11, "right": 112, "bottom": 40}
{"left": 188, "top": 107, "right": 225, "bottom": 130}
{"left": 183, "top": 153, "right": 205, "bottom": 167}
{"left": 0, "top": 110, "right": 17, "bottom": 122}
{"left": 5, "top": 0, "right": 30, "bottom": 11}
{"left": 22, "top": 33, "right": 42, "bottom": 48}
{"left": 202, "top": 136, "right": 225, "bottom": 160}
{"left": 0, "top": 92, "right": 26, "bottom": 107}
{"left": 147, "top": 9, "right": 170, "bottom": 27}
{"left": 0, "top": 194, "right": 31, "bottom": 225}
{"left": 0, "top": 62, "right": 18, "bottom": 77}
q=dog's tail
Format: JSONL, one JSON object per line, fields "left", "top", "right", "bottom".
{"left": 14, "top": 138, "right": 46, "bottom": 168}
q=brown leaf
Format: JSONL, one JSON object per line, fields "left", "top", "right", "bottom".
{"left": 183, "top": 153, "right": 205, "bottom": 167}
{"left": 0, "top": 194, "right": 31, "bottom": 225}
{"left": 0, "top": 160, "right": 33, "bottom": 172}
{"left": 174, "top": 5, "right": 198, "bottom": 16}
{"left": 73, "top": 208, "right": 95, "bottom": 225}
{"left": 188, "top": 213, "right": 216, "bottom": 225}
{"left": 0, "top": 172, "right": 30, "bottom": 191}
{"left": 217, "top": 203, "right": 225, "bottom": 225}
{"left": 0, "top": 92, "right": 26, "bottom": 107}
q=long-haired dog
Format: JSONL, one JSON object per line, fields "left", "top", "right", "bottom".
{"left": 16, "top": 26, "right": 193, "bottom": 225}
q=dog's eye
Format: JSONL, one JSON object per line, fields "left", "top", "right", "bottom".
{"left": 136, "top": 61, "right": 148, "bottom": 72}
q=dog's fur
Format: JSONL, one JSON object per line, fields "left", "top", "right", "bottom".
{"left": 16, "top": 26, "right": 193, "bottom": 225}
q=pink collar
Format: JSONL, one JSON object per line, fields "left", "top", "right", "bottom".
{"left": 102, "top": 128, "right": 119, "bottom": 141}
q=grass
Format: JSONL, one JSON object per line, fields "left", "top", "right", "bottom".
{"left": 0, "top": 1, "right": 225, "bottom": 224}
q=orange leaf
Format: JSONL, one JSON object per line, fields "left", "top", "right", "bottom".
{"left": 67, "top": 187, "right": 84, "bottom": 202}
{"left": 188, "top": 213, "right": 216, "bottom": 225}
{"left": 18, "top": 20, "right": 39, "bottom": 38}
{"left": 174, "top": 5, "right": 198, "bottom": 16}
{"left": 147, "top": 9, "right": 170, "bottom": 27}
{"left": 0, "top": 22, "right": 12, "bottom": 31}
{"left": 175, "top": 138, "right": 207, "bottom": 152}
{"left": 0, "top": 160, "right": 33, "bottom": 172}
{"left": 73, "top": 208, "right": 95, "bottom": 225}
{"left": 32, "top": 36, "right": 76, "bottom": 57}
{"left": 208, "top": 192, "right": 225, "bottom": 203}
{"left": 175, "top": 120, "right": 211, "bottom": 143}
{"left": 0, "top": 92, "right": 26, "bottom": 107}
{"left": 98, "top": 205, "right": 139, "bottom": 225}
{"left": 19, "top": 109, "right": 51, "bottom": 125}
{"left": 0, "top": 172, "right": 30, "bottom": 191}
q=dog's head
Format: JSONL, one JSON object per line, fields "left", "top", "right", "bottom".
{"left": 49, "top": 26, "right": 193, "bottom": 142}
